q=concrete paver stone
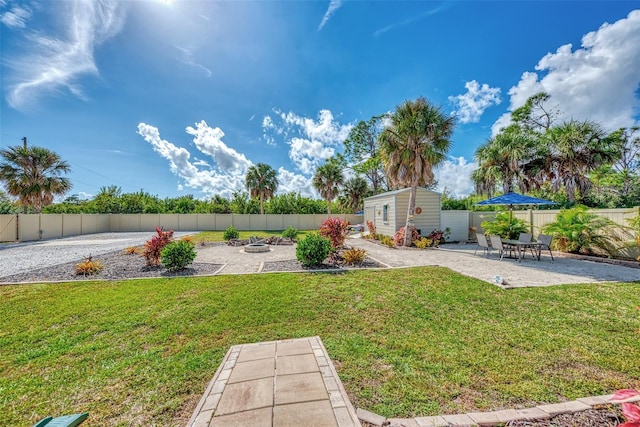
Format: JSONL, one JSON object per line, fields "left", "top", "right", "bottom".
{"left": 442, "top": 413, "right": 477, "bottom": 426}
{"left": 537, "top": 401, "right": 591, "bottom": 416}
{"left": 209, "top": 407, "right": 272, "bottom": 427}
{"left": 237, "top": 343, "right": 276, "bottom": 362}
{"left": 356, "top": 408, "right": 386, "bottom": 426}
{"left": 275, "top": 371, "right": 329, "bottom": 405}
{"left": 215, "top": 377, "right": 274, "bottom": 415}
{"left": 228, "top": 358, "right": 275, "bottom": 383}
{"left": 277, "top": 339, "right": 313, "bottom": 356}
{"left": 388, "top": 418, "right": 420, "bottom": 427}
{"left": 467, "top": 410, "right": 501, "bottom": 426}
{"left": 273, "top": 400, "right": 338, "bottom": 427}
{"left": 414, "top": 415, "right": 449, "bottom": 427}
{"left": 276, "top": 353, "right": 319, "bottom": 375}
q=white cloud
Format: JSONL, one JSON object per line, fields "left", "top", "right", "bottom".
{"left": 435, "top": 156, "right": 477, "bottom": 198}
{"left": 5, "top": 0, "right": 126, "bottom": 110}
{"left": 289, "top": 137, "right": 335, "bottom": 175}
{"left": 264, "top": 109, "right": 353, "bottom": 175}
{"left": 0, "top": 2, "right": 31, "bottom": 28}
{"left": 185, "top": 120, "right": 252, "bottom": 175}
{"left": 137, "top": 122, "right": 250, "bottom": 198}
{"left": 318, "top": 0, "right": 343, "bottom": 31}
{"left": 492, "top": 10, "right": 640, "bottom": 136}
{"left": 449, "top": 80, "right": 501, "bottom": 124}
{"left": 277, "top": 168, "right": 316, "bottom": 198}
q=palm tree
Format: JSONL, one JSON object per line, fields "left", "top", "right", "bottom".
{"left": 379, "top": 97, "right": 455, "bottom": 246}
{"left": 473, "top": 126, "right": 540, "bottom": 195}
{"left": 245, "top": 163, "right": 278, "bottom": 214}
{"left": 545, "top": 120, "right": 620, "bottom": 203}
{"left": 341, "top": 176, "right": 368, "bottom": 213}
{"left": 313, "top": 158, "right": 344, "bottom": 215}
{"left": 0, "top": 144, "right": 71, "bottom": 213}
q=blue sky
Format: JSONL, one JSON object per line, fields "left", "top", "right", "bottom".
{"left": 1, "top": 0, "right": 639, "bottom": 201}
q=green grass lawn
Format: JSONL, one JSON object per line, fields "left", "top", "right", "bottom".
{"left": 1, "top": 267, "right": 638, "bottom": 426}
{"left": 191, "top": 229, "right": 312, "bottom": 242}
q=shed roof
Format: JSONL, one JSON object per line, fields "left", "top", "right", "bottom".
{"left": 364, "top": 187, "right": 440, "bottom": 201}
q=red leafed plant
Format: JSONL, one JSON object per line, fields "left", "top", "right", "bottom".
{"left": 143, "top": 227, "right": 174, "bottom": 266}
{"left": 319, "top": 218, "right": 350, "bottom": 249}
{"left": 611, "top": 388, "right": 640, "bottom": 427}
{"left": 366, "top": 220, "right": 377, "bottom": 237}
{"left": 393, "top": 226, "right": 420, "bottom": 247}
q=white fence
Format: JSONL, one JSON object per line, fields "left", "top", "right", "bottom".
{"left": 0, "top": 213, "right": 364, "bottom": 242}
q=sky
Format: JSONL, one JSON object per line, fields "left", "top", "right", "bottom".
{"left": 1, "top": 0, "right": 639, "bottom": 202}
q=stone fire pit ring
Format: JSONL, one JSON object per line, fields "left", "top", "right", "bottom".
{"left": 243, "top": 243, "right": 271, "bottom": 253}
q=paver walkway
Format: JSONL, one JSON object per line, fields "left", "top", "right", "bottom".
{"left": 187, "top": 337, "right": 360, "bottom": 427}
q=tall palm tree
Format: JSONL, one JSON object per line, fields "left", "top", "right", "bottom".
{"left": 341, "top": 176, "right": 369, "bottom": 213}
{"left": 313, "top": 158, "right": 344, "bottom": 215}
{"left": 245, "top": 163, "right": 278, "bottom": 215}
{"left": 0, "top": 144, "right": 71, "bottom": 213}
{"left": 379, "top": 97, "right": 455, "bottom": 246}
{"left": 473, "top": 125, "right": 541, "bottom": 195}
{"left": 545, "top": 120, "right": 620, "bottom": 203}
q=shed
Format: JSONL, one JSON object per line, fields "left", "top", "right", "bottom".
{"left": 363, "top": 188, "right": 441, "bottom": 237}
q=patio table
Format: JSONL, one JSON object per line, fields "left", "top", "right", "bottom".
{"left": 502, "top": 239, "right": 541, "bottom": 261}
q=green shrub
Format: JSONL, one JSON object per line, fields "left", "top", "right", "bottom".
{"left": 542, "top": 205, "right": 625, "bottom": 256}
{"left": 480, "top": 212, "right": 528, "bottom": 240}
{"left": 282, "top": 226, "right": 298, "bottom": 240}
{"left": 161, "top": 240, "right": 197, "bottom": 271}
{"left": 296, "top": 233, "right": 331, "bottom": 267}
{"left": 223, "top": 225, "right": 239, "bottom": 241}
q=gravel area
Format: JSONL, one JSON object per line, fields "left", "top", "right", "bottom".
{"left": 0, "top": 248, "right": 224, "bottom": 283}
{"left": 505, "top": 405, "right": 624, "bottom": 427}
{"left": 0, "top": 232, "right": 193, "bottom": 278}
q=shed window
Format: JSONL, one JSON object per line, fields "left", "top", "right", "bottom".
{"left": 383, "top": 204, "right": 389, "bottom": 223}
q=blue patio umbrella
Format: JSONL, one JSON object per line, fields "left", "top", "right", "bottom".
{"left": 475, "top": 192, "right": 557, "bottom": 207}
{"left": 475, "top": 192, "right": 557, "bottom": 233}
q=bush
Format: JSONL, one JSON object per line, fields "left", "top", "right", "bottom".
{"left": 143, "top": 227, "right": 174, "bottom": 266}
{"left": 319, "top": 218, "right": 349, "bottom": 249}
{"left": 161, "top": 240, "right": 197, "bottom": 271}
{"left": 342, "top": 247, "right": 367, "bottom": 265}
{"left": 480, "top": 212, "right": 528, "bottom": 240}
{"left": 542, "top": 205, "right": 625, "bottom": 256}
{"left": 413, "top": 237, "right": 433, "bottom": 249}
{"left": 393, "top": 226, "right": 419, "bottom": 247}
{"left": 296, "top": 233, "right": 331, "bottom": 267}
{"left": 282, "top": 226, "right": 298, "bottom": 240}
{"left": 426, "top": 228, "right": 450, "bottom": 246}
{"left": 75, "top": 256, "right": 104, "bottom": 276}
{"left": 380, "top": 235, "right": 395, "bottom": 247}
{"left": 223, "top": 225, "right": 239, "bottom": 241}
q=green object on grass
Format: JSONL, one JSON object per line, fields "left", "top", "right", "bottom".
{"left": 33, "top": 413, "right": 88, "bottom": 427}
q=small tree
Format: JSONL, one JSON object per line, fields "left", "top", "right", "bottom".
{"left": 319, "top": 218, "right": 349, "bottom": 249}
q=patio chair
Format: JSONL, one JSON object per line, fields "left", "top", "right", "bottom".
{"left": 489, "top": 235, "right": 515, "bottom": 261}
{"left": 33, "top": 413, "right": 88, "bottom": 427}
{"left": 518, "top": 233, "right": 535, "bottom": 258}
{"left": 536, "top": 234, "right": 555, "bottom": 261}
{"left": 474, "top": 233, "right": 492, "bottom": 256}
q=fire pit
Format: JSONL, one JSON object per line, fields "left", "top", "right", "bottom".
{"left": 244, "top": 243, "right": 270, "bottom": 253}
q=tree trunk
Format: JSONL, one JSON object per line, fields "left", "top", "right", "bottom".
{"left": 327, "top": 199, "right": 332, "bottom": 216}
{"left": 404, "top": 185, "right": 417, "bottom": 246}
{"left": 260, "top": 195, "right": 265, "bottom": 215}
